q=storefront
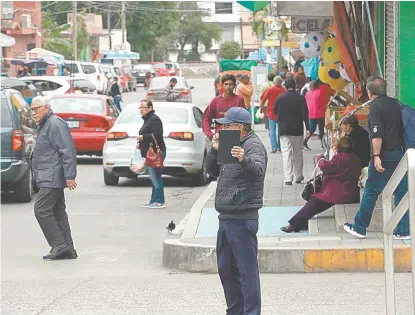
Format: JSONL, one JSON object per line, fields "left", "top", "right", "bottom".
{"left": 376, "top": 1, "right": 415, "bottom": 107}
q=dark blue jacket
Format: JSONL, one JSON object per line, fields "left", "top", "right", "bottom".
{"left": 206, "top": 131, "right": 268, "bottom": 219}
{"left": 33, "top": 111, "right": 77, "bottom": 188}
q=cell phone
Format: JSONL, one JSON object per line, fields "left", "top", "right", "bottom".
{"left": 218, "top": 129, "right": 241, "bottom": 164}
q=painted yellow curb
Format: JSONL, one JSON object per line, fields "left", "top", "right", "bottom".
{"left": 304, "top": 247, "right": 411, "bottom": 272}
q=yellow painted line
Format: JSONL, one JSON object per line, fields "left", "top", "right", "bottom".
{"left": 304, "top": 248, "right": 411, "bottom": 272}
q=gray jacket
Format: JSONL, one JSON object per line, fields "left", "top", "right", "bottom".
{"left": 32, "top": 111, "right": 77, "bottom": 189}
{"left": 206, "top": 131, "right": 268, "bottom": 220}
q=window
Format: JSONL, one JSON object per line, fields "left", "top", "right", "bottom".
{"left": 192, "top": 107, "right": 203, "bottom": 128}
{"left": 215, "top": 2, "right": 232, "bottom": 14}
{"left": 149, "top": 77, "right": 187, "bottom": 89}
{"left": 117, "top": 106, "right": 189, "bottom": 125}
{"left": 65, "top": 63, "right": 80, "bottom": 74}
{"left": 107, "top": 100, "right": 119, "bottom": 118}
{"left": 113, "top": 67, "right": 121, "bottom": 76}
{"left": 10, "top": 92, "right": 36, "bottom": 129}
{"left": 81, "top": 64, "right": 97, "bottom": 74}
{"left": 1, "top": 96, "right": 12, "bottom": 127}
{"left": 49, "top": 98, "right": 105, "bottom": 115}
{"left": 33, "top": 80, "right": 62, "bottom": 92}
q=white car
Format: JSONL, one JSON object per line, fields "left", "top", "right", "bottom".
{"left": 20, "top": 76, "right": 97, "bottom": 97}
{"left": 103, "top": 102, "right": 210, "bottom": 186}
{"left": 64, "top": 61, "right": 108, "bottom": 94}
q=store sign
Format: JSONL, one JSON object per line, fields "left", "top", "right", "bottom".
{"left": 291, "top": 16, "right": 333, "bottom": 33}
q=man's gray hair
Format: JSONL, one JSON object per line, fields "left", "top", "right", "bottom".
{"left": 31, "top": 96, "right": 49, "bottom": 107}
{"left": 273, "top": 76, "right": 283, "bottom": 86}
{"left": 366, "top": 76, "right": 387, "bottom": 96}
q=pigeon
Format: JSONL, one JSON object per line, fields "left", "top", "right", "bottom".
{"left": 166, "top": 220, "right": 176, "bottom": 234}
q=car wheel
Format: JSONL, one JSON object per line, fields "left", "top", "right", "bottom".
{"left": 104, "top": 169, "right": 119, "bottom": 186}
{"left": 193, "top": 154, "right": 209, "bottom": 186}
{"left": 13, "top": 169, "right": 32, "bottom": 203}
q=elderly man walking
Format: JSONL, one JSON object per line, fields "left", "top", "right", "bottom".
{"left": 206, "top": 107, "right": 268, "bottom": 315}
{"left": 31, "top": 97, "right": 78, "bottom": 260}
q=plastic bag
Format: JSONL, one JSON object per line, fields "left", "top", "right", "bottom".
{"left": 255, "top": 109, "right": 265, "bottom": 120}
{"left": 130, "top": 148, "right": 147, "bottom": 175}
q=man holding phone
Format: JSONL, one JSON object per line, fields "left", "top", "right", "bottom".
{"left": 206, "top": 107, "right": 268, "bottom": 315}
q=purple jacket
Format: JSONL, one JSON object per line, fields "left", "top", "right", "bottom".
{"left": 314, "top": 152, "right": 362, "bottom": 204}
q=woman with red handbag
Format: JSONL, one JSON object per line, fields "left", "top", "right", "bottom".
{"left": 136, "top": 100, "right": 167, "bottom": 209}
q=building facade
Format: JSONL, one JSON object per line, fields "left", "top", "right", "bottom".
{"left": 1, "top": 1, "right": 42, "bottom": 60}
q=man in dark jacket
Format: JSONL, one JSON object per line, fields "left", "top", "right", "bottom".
{"left": 110, "top": 77, "right": 122, "bottom": 111}
{"left": 31, "top": 97, "right": 78, "bottom": 260}
{"left": 274, "top": 78, "right": 310, "bottom": 185}
{"left": 206, "top": 107, "right": 267, "bottom": 315}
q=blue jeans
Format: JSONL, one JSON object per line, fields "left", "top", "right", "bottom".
{"left": 354, "top": 150, "right": 409, "bottom": 235}
{"left": 268, "top": 119, "right": 280, "bottom": 151}
{"left": 147, "top": 151, "right": 166, "bottom": 204}
{"left": 114, "top": 95, "right": 122, "bottom": 111}
{"left": 217, "top": 219, "right": 261, "bottom": 315}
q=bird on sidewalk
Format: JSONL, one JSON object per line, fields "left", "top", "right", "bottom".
{"left": 166, "top": 220, "right": 176, "bottom": 234}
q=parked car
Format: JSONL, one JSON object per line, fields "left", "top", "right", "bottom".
{"left": 64, "top": 61, "right": 107, "bottom": 94}
{"left": 122, "top": 66, "right": 137, "bottom": 92}
{"left": 146, "top": 76, "right": 194, "bottom": 103}
{"left": 72, "top": 78, "right": 97, "bottom": 94}
{"left": 1, "top": 88, "right": 38, "bottom": 202}
{"left": 21, "top": 76, "right": 96, "bottom": 97}
{"left": 153, "top": 62, "right": 175, "bottom": 76}
{"left": 49, "top": 94, "right": 120, "bottom": 156}
{"left": 133, "top": 63, "right": 155, "bottom": 84}
{"left": 103, "top": 102, "right": 209, "bottom": 186}
{"left": 1, "top": 77, "right": 43, "bottom": 105}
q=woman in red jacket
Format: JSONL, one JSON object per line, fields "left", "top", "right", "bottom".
{"left": 281, "top": 137, "right": 362, "bottom": 232}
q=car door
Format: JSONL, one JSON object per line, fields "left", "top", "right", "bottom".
{"left": 106, "top": 99, "right": 119, "bottom": 127}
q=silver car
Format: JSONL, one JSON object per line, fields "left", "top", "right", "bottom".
{"left": 102, "top": 102, "right": 210, "bottom": 186}
{"left": 146, "top": 76, "right": 194, "bottom": 103}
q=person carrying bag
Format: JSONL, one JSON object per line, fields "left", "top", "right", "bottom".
{"left": 136, "top": 100, "right": 167, "bottom": 209}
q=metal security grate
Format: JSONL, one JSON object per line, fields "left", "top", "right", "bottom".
{"left": 384, "top": 2, "right": 398, "bottom": 98}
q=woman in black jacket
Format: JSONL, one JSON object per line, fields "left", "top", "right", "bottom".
{"left": 137, "top": 100, "right": 167, "bottom": 209}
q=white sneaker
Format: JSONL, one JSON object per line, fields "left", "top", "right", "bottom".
{"left": 393, "top": 233, "right": 411, "bottom": 240}
{"left": 149, "top": 203, "right": 166, "bottom": 209}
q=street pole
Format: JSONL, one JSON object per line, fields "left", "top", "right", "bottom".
{"left": 240, "top": 17, "right": 244, "bottom": 59}
{"left": 107, "top": 2, "right": 112, "bottom": 50}
{"left": 72, "top": 1, "right": 77, "bottom": 60}
{"left": 121, "top": 0, "right": 126, "bottom": 44}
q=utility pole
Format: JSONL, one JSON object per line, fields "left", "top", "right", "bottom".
{"left": 121, "top": 0, "right": 126, "bottom": 44}
{"left": 107, "top": 2, "right": 112, "bottom": 49}
{"left": 72, "top": 1, "right": 77, "bottom": 60}
{"left": 240, "top": 17, "right": 244, "bottom": 59}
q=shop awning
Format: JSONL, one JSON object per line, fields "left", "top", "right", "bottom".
{"left": 28, "top": 48, "right": 65, "bottom": 64}
{"left": 1, "top": 33, "right": 16, "bottom": 47}
{"left": 102, "top": 50, "right": 140, "bottom": 60}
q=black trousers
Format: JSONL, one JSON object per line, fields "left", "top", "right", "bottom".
{"left": 34, "top": 188, "right": 74, "bottom": 249}
{"left": 289, "top": 196, "right": 334, "bottom": 230}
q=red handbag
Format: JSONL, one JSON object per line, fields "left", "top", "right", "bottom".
{"left": 145, "top": 134, "right": 164, "bottom": 168}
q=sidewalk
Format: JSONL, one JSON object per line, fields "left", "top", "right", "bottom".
{"left": 163, "top": 124, "right": 411, "bottom": 273}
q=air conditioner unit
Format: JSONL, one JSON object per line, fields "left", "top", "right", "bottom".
{"left": 22, "top": 14, "right": 32, "bottom": 28}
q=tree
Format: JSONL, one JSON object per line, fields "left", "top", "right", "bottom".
{"left": 173, "top": 2, "right": 221, "bottom": 62}
{"left": 220, "top": 41, "right": 242, "bottom": 60}
{"left": 75, "top": 11, "right": 90, "bottom": 60}
{"left": 41, "top": 11, "right": 72, "bottom": 58}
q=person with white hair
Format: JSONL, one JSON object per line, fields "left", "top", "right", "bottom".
{"left": 30, "top": 96, "right": 78, "bottom": 260}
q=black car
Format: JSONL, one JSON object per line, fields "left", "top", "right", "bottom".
{"left": 1, "top": 88, "right": 38, "bottom": 202}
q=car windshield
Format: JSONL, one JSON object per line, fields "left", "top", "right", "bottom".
{"left": 1, "top": 96, "right": 12, "bottom": 127}
{"left": 153, "top": 63, "right": 166, "bottom": 69}
{"left": 149, "top": 77, "right": 186, "bottom": 89}
{"left": 113, "top": 68, "right": 121, "bottom": 76}
{"left": 134, "top": 64, "right": 153, "bottom": 71}
{"left": 64, "top": 63, "right": 79, "bottom": 74}
{"left": 117, "top": 106, "right": 188, "bottom": 124}
{"left": 50, "top": 98, "right": 104, "bottom": 114}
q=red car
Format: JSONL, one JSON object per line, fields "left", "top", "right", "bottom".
{"left": 49, "top": 94, "right": 120, "bottom": 156}
{"left": 153, "top": 62, "right": 176, "bottom": 77}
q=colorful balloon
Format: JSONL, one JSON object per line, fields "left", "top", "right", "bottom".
{"left": 321, "top": 37, "right": 341, "bottom": 64}
{"left": 318, "top": 61, "right": 348, "bottom": 91}
{"left": 300, "top": 32, "right": 325, "bottom": 58}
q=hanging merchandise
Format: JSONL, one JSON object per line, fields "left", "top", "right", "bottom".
{"left": 339, "top": 63, "right": 352, "bottom": 82}
{"left": 300, "top": 32, "right": 325, "bottom": 58}
{"left": 301, "top": 57, "right": 319, "bottom": 80}
{"left": 321, "top": 37, "right": 341, "bottom": 64}
{"left": 318, "top": 60, "right": 348, "bottom": 91}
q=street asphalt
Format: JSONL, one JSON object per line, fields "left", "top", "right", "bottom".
{"left": 1, "top": 79, "right": 413, "bottom": 314}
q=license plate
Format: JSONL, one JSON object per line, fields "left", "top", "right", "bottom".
{"left": 139, "top": 73, "right": 145, "bottom": 76}
{"left": 66, "top": 121, "right": 79, "bottom": 128}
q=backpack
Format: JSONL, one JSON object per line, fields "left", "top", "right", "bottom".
{"left": 400, "top": 102, "right": 415, "bottom": 150}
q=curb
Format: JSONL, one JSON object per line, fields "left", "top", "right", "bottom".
{"left": 163, "top": 239, "right": 412, "bottom": 273}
